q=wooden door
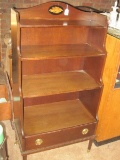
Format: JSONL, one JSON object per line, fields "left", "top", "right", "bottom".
{"left": 96, "top": 34, "right": 120, "bottom": 142}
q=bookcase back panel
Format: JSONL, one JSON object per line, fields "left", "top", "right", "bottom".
{"left": 21, "top": 27, "right": 88, "bottom": 46}
{"left": 24, "top": 92, "right": 79, "bottom": 107}
{"left": 18, "top": 2, "right": 88, "bottom": 20}
{"left": 22, "top": 56, "right": 104, "bottom": 81}
{"left": 23, "top": 89, "right": 101, "bottom": 118}
{"left": 22, "top": 57, "right": 84, "bottom": 75}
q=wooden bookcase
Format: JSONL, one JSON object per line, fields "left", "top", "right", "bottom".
{"left": 11, "top": 1, "right": 107, "bottom": 159}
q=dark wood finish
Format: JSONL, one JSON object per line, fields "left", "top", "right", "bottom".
{"left": 16, "top": 2, "right": 107, "bottom": 25}
{"left": 24, "top": 100, "right": 96, "bottom": 135}
{"left": 25, "top": 122, "right": 96, "bottom": 150}
{"left": 21, "top": 27, "right": 88, "bottom": 46}
{"left": 21, "top": 44, "right": 104, "bottom": 59}
{"left": 22, "top": 71, "right": 101, "bottom": 98}
{"left": 19, "top": 19, "right": 106, "bottom": 27}
{"left": 79, "top": 88, "right": 102, "bottom": 118}
{"left": 11, "top": 1, "right": 107, "bottom": 159}
{"left": 24, "top": 92, "right": 78, "bottom": 107}
{"left": 22, "top": 57, "right": 84, "bottom": 76}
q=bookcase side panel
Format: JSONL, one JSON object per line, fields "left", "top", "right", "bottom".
{"left": 84, "top": 56, "right": 106, "bottom": 83}
{"left": 87, "top": 27, "right": 107, "bottom": 52}
{"left": 79, "top": 88, "right": 103, "bottom": 118}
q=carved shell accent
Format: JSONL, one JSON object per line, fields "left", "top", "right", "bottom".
{"left": 49, "top": 5, "right": 63, "bottom": 15}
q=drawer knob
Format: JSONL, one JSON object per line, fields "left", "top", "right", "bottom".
{"left": 35, "top": 139, "right": 43, "bottom": 145}
{"left": 82, "top": 128, "right": 89, "bottom": 135}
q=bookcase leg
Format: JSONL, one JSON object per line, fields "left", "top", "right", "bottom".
{"left": 23, "top": 155, "right": 27, "bottom": 160}
{"left": 87, "top": 139, "right": 93, "bottom": 152}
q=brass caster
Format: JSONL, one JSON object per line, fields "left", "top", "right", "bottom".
{"left": 87, "top": 149, "right": 90, "bottom": 153}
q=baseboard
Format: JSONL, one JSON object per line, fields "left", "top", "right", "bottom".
{"left": 94, "top": 136, "right": 120, "bottom": 146}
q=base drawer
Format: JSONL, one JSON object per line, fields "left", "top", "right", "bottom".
{"left": 25, "top": 123, "right": 96, "bottom": 150}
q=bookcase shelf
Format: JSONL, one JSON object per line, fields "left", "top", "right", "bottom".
{"left": 21, "top": 44, "right": 104, "bottom": 60}
{"left": 24, "top": 99, "right": 96, "bottom": 136}
{"left": 22, "top": 71, "right": 101, "bottom": 98}
{"left": 20, "top": 19, "right": 106, "bottom": 27}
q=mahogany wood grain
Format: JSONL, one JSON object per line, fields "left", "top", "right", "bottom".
{"left": 24, "top": 92, "right": 79, "bottom": 107}
{"left": 79, "top": 88, "right": 102, "bottom": 118}
{"left": 21, "top": 27, "right": 88, "bottom": 46}
{"left": 22, "top": 71, "right": 101, "bottom": 98}
{"left": 21, "top": 44, "right": 104, "bottom": 59}
{"left": 22, "top": 57, "right": 84, "bottom": 75}
{"left": 84, "top": 56, "right": 106, "bottom": 83}
{"left": 88, "top": 27, "right": 107, "bottom": 51}
{"left": 11, "top": 1, "right": 107, "bottom": 158}
{"left": 20, "top": 20, "right": 106, "bottom": 27}
{"left": 25, "top": 123, "right": 96, "bottom": 151}
{"left": 17, "top": 1, "right": 107, "bottom": 26}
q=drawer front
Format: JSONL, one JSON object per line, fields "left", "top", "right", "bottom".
{"left": 25, "top": 123, "right": 96, "bottom": 150}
